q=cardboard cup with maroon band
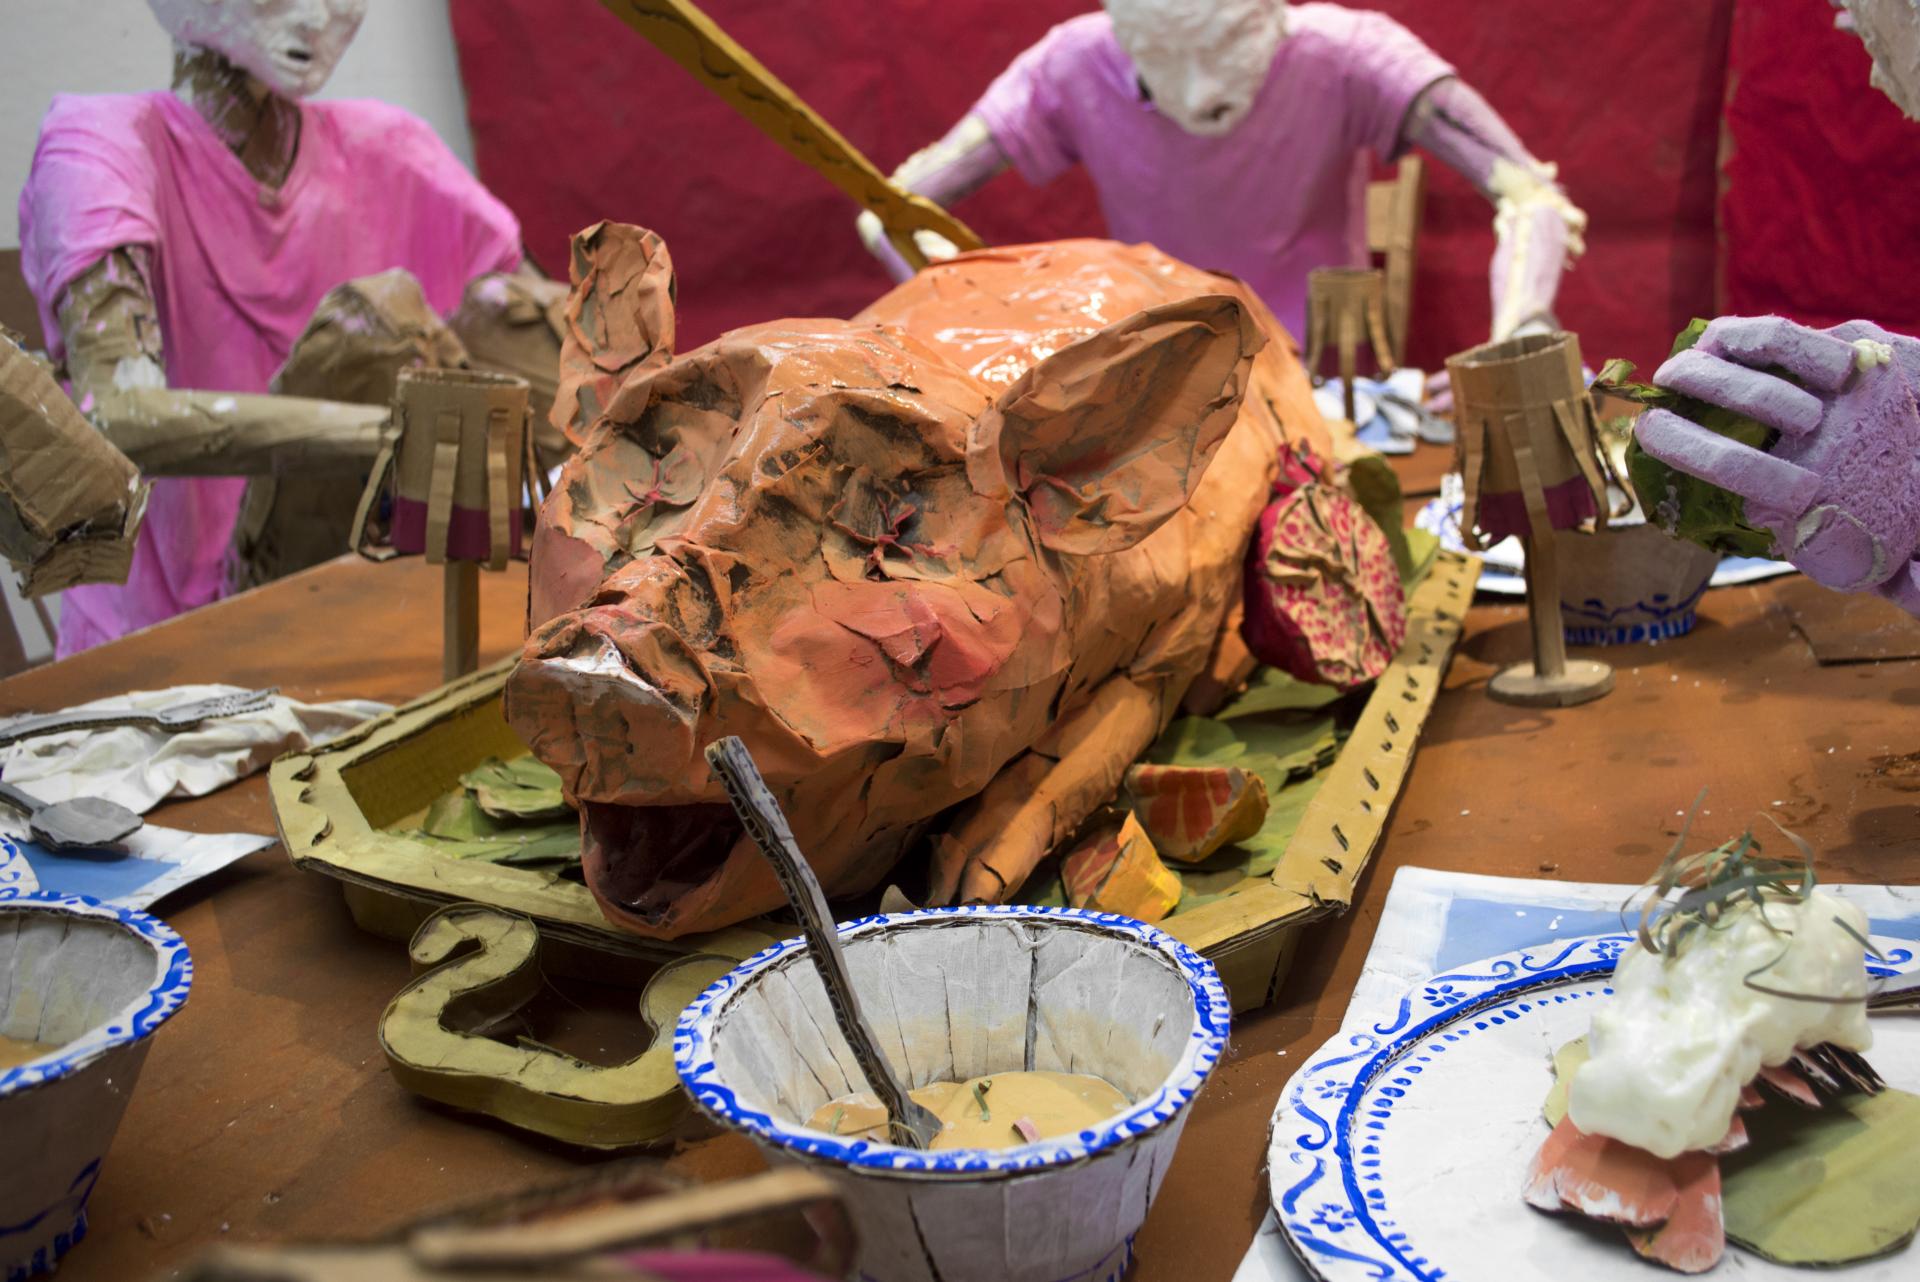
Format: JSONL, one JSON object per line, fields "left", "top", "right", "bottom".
{"left": 389, "top": 367, "right": 533, "bottom": 569}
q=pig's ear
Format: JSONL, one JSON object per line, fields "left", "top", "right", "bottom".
{"left": 967, "top": 294, "right": 1262, "bottom": 556}
{"left": 552, "top": 221, "right": 678, "bottom": 442}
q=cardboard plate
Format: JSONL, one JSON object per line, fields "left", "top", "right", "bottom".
{"left": 270, "top": 552, "right": 1480, "bottom": 1009}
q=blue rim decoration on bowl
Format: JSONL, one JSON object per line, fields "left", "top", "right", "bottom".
{"left": 1563, "top": 615, "right": 1700, "bottom": 647}
{"left": 0, "top": 845, "right": 195, "bottom": 1099}
{"left": 1559, "top": 575, "right": 1712, "bottom": 647}
{"left": 1268, "top": 932, "right": 1917, "bottom": 1282}
{"left": 0, "top": 840, "right": 34, "bottom": 897}
{"left": 675, "top": 903, "right": 1231, "bottom": 1176}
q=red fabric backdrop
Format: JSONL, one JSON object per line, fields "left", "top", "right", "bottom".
{"left": 1721, "top": 2, "right": 1920, "bottom": 337}
{"left": 448, "top": 1, "right": 1835, "bottom": 376}
{"left": 1362, "top": 0, "right": 1733, "bottom": 371}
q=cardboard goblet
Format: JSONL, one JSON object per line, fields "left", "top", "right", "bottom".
{"left": 1448, "top": 332, "right": 1613, "bottom": 707}
{"left": 352, "top": 367, "right": 536, "bottom": 682}
{"left": 1304, "top": 267, "right": 1396, "bottom": 426}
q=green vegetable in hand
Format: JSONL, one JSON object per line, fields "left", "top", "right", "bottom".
{"left": 1599, "top": 318, "right": 1779, "bottom": 558}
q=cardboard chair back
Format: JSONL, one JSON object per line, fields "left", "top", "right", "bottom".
{"left": 1365, "top": 155, "right": 1426, "bottom": 365}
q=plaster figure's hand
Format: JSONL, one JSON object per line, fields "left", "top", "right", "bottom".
{"left": 1634, "top": 316, "right": 1920, "bottom": 612}
{"left": 1402, "top": 78, "right": 1587, "bottom": 345}
{"left": 852, "top": 114, "right": 1008, "bottom": 284}
{"left": 854, "top": 210, "right": 961, "bottom": 284}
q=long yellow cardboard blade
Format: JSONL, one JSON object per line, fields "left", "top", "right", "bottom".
{"left": 598, "top": 0, "right": 985, "bottom": 269}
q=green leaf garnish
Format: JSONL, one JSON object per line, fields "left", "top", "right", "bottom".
{"left": 1627, "top": 793, "right": 1880, "bottom": 1003}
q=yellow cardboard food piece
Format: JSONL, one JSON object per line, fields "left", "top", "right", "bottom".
{"left": 1060, "top": 813, "right": 1181, "bottom": 923}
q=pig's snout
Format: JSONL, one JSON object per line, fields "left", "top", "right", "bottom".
{"left": 509, "top": 607, "right": 716, "bottom": 807}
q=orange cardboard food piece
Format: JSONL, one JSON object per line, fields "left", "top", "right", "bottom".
{"left": 1528, "top": 1116, "right": 1681, "bottom": 1228}
{"left": 509, "top": 232, "right": 1329, "bottom": 939}
{"left": 1123, "top": 763, "right": 1269, "bottom": 864}
{"left": 1757, "top": 1062, "right": 1822, "bottom": 1109}
{"left": 1626, "top": 1153, "right": 1726, "bottom": 1274}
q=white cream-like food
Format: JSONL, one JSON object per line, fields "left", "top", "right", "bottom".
{"left": 1568, "top": 889, "right": 1872, "bottom": 1159}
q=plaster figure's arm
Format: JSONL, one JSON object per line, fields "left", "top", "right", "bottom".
{"left": 1402, "top": 78, "right": 1588, "bottom": 341}
{"left": 855, "top": 115, "right": 1011, "bottom": 282}
{"left": 57, "top": 248, "right": 386, "bottom": 477}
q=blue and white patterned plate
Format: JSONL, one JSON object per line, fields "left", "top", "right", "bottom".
{"left": 1268, "top": 933, "right": 1920, "bottom": 1281}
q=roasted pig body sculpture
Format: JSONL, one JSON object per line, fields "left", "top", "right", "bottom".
{"left": 507, "top": 229, "right": 1328, "bottom": 939}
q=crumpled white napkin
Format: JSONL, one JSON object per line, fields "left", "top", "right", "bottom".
{"left": 0, "top": 684, "right": 388, "bottom": 841}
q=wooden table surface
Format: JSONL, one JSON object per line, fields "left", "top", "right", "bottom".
{"left": 6, "top": 548, "right": 1919, "bottom": 1282}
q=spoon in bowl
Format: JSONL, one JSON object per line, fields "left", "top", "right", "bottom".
{"left": 704, "top": 736, "right": 942, "bottom": 1149}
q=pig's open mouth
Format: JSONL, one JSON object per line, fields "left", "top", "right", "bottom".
{"left": 580, "top": 800, "right": 745, "bottom": 924}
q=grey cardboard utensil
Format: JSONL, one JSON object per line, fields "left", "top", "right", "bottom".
{"left": 0, "top": 780, "right": 142, "bottom": 851}
{"left": 0, "top": 687, "right": 278, "bottom": 749}
{"left": 704, "top": 736, "right": 941, "bottom": 1149}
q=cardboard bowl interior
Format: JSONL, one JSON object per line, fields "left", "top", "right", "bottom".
{"left": 1556, "top": 521, "right": 1721, "bottom": 646}
{"left": 1, "top": 878, "right": 193, "bottom": 1279}
{"left": 675, "top": 905, "right": 1229, "bottom": 1282}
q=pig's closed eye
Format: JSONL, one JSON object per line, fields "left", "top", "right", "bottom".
{"left": 610, "top": 453, "right": 704, "bottom": 558}
{"left": 859, "top": 498, "right": 919, "bottom": 579}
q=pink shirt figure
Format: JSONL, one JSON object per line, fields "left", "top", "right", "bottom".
{"left": 971, "top": 4, "right": 1451, "bottom": 341}
{"left": 18, "top": 92, "right": 521, "bottom": 657}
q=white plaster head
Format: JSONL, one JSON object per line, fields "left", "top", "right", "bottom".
{"left": 146, "top": 0, "right": 368, "bottom": 98}
{"left": 1103, "top": 0, "right": 1287, "bottom": 137}
{"left": 1839, "top": 0, "right": 1920, "bottom": 119}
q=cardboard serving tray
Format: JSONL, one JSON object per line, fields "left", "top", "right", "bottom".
{"left": 270, "top": 551, "right": 1480, "bottom": 1010}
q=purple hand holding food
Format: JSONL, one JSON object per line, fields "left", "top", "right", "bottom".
{"left": 1634, "top": 316, "right": 1920, "bottom": 614}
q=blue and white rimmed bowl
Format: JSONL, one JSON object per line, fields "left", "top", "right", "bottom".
{"left": 1, "top": 862, "right": 193, "bottom": 1281}
{"left": 676, "top": 904, "right": 1231, "bottom": 1282}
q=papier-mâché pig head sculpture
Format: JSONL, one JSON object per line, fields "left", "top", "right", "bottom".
{"left": 507, "top": 227, "right": 1328, "bottom": 939}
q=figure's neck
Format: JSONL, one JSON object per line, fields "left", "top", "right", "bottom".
{"left": 170, "top": 45, "right": 301, "bottom": 188}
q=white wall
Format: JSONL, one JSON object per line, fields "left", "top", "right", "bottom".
{"left": 0, "top": 0, "right": 478, "bottom": 247}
